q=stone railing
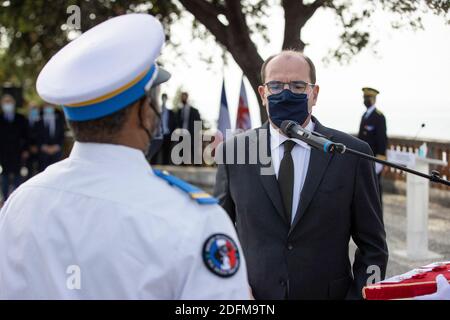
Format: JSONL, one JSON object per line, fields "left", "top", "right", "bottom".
{"left": 384, "top": 136, "right": 449, "bottom": 191}
{"left": 64, "top": 132, "right": 449, "bottom": 190}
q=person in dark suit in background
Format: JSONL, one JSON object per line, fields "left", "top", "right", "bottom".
{"left": 35, "top": 104, "right": 65, "bottom": 171}
{"left": 176, "top": 91, "right": 202, "bottom": 165}
{"left": 25, "top": 102, "right": 41, "bottom": 180}
{"left": 151, "top": 93, "right": 177, "bottom": 165}
{"left": 358, "top": 87, "right": 387, "bottom": 205}
{"left": 214, "top": 50, "right": 388, "bottom": 300}
{"left": 0, "top": 94, "right": 29, "bottom": 201}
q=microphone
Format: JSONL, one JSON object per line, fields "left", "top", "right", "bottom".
{"left": 280, "top": 120, "right": 345, "bottom": 153}
{"left": 280, "top": 121, "right": 450, "bottom": 187}
{"left": 413, "top": 123, "right": 426, "bottom": 140}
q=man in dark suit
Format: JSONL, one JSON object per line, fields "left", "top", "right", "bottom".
{"left": 358, "top": 87, "right": 387, "bottom": 204}
{"left": 25, "top": 102, "right": 42, "bottom": 180}
{"left": 214, "top": 50, "right": 388, "bottom": 300}
{"left": 0, "top": 94, "right": 29, "bottom": 201}
{"left": 151, "top": 93, "right": 177, "bottom": 165}
{"left": 176, "top": 91, "right": 202, "bottom": 165}
{"left": 35, "top": 105, "right": 65, "bottom": 171}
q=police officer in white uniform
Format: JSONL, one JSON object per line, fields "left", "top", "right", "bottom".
{"left": 0, "top": 14, "right": 250, "bottom": 299}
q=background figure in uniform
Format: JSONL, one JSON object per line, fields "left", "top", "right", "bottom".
{"left": 358, "top": 87, "right": 387, "bottom": 205}
{"left": 35, "top": 104, "right": 65, "bottom": 171}
{"left": 176, "top": 91, "right": 202, "bottom": 165}
{"left": 150, "top": 93, "right": 176, "bottom": 165}
{"left": 0, "top": 94, "right": 28, "bottom": 201}
{"left": 25, "top": 102, "right": 41, "bottom": 180}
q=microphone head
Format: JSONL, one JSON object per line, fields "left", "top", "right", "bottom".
{"left": 280, "top": 120, "right": 298, "bottom": 136}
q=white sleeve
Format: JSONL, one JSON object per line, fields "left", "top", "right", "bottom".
{"left": 375, "top": 163, "right": 383, "bottom": 175}
{"left": 177, "top": 205, "right": 250, "bottom": 300}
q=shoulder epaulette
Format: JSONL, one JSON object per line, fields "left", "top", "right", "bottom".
{"left": 153, "top": 169, "right": 218, "bottom": 205}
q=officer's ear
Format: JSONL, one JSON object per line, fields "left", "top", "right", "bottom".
{"left": 136, "top": 96, "right": 152, "bottom": 130}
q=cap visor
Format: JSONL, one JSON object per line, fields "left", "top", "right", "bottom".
{"left": 152, "top": 67, "right": 171, "bottom": 87}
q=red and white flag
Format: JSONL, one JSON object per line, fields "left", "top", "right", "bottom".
{"left": 235, "top": 77, "right": 252, "bottom": 131}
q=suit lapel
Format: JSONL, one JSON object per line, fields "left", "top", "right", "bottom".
{"left": 289, "top": 118, "right": 335, "bottom": 234}
{"left": 254, "top": 122, "right": 289, "bottom": 225}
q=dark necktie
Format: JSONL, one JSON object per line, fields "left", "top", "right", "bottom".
{"left": 278, "top": 140, "right": 296, "bottom": 224}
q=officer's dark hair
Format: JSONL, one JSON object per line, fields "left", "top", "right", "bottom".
{"left": 261, "top": 50, "right": 316, "bottom": 84}
{"left": 68, "top": 96, "right": 145, "bottom": 143}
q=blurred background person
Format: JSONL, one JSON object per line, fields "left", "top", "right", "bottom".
{"left": 151, "top": 93, "right": 177, "bottom": 165}
{"left": 35, "top": 104, "right": 65, "bottom": 172}
{"left": 25, "top": 101, "right": 41, "bottom": 180}
{"left": 176, "top": 91, "right": 202, "bottom": 165}
{"left": 358, "top": 87, "right": 387, "bottom": 205}
{"left": 0, "top": 93, "right": 28, "bottom": 201}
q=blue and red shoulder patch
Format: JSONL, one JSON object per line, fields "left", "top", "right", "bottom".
{"left": 202, "top": 233, "right": 240, "bottom": 278}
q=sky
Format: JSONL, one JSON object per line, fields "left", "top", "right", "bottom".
{"left": 157, "top": 4, "right": 450, "bottom": 141}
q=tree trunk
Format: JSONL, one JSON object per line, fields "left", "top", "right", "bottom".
{"left": 179, "top": 0, "right": 268, "bottom": 124}
{"left": 179, "top": 0, "right": 323, "bottom": 124}
{"left": 225, "top": 39, "right": 266, "bottom": 124}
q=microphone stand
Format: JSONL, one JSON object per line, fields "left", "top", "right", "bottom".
{"left": 330, "top": 143, "right": 450, "bottom": 187}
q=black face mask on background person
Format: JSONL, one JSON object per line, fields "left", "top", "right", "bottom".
{"left": 364, "top": 98, "right": 373, "bottom": 108}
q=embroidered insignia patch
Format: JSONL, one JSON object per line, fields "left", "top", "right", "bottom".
{"left": 202, "top": 234, "right": 240, "bottom": 278}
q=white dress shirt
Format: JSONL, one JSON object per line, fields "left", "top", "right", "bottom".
{"left": 43, "top": 113, "right": 56, "bottom": 138}
{"left": 181, "top": 104, "right": 191, "bottom": 129}
{"left": 363, "top": 105, "right": 383, "bottom": 174}
{"left": 0, "top": 142, "right": 249, "bottom": 299}
{"left": 270, "top": 120, "right": 315, "bottom": 223}
{"left": 161, "top": 103, "right": 170, "bottom": 135}
{"left": 364, "top": 105, "right": 376, "bottom": 119}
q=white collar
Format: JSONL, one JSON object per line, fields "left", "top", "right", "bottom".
{"left": 365, "top": 105, "right": 376, "bottom": 117}
{"left": 69, "top": 142, "right": 151, "bottom": 172}
{"left": 270, "top": 119, "right": 315, "bottom": 151}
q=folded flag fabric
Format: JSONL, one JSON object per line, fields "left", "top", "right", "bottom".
{"left": 363, "top": 261, "right": 450, "bottom": 300}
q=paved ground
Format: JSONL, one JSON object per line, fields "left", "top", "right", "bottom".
{"left": 349, "top": 193, "right": 450, "bottom": 278}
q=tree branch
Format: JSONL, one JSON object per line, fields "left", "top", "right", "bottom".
{"left": 281, "top": 0, "right": 332, "bottom": 50}
{"left": 309, "top": 0, "right": 332, "bottom": 11}
{"left": 178, "top": 0, "right": 229, "bottom": 47}
{"left": 281, "top": 0, "right": 307, "bottom": 50}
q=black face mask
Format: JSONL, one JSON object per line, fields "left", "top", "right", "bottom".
{"left": 146, "top": 128, "right": 163, "bottom": 160}
{"left": 138, "top": 98, "right": 163, "bottom": 160}
{"left": 363, "top": 98, "right": 373, "bottom": 108}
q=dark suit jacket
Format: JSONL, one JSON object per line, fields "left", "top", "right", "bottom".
{"left": 35, "top": 111, "right": 65, "bottom": 148}
{"left": 358, "top": 108, "right": 387, "bottom": 158}
{"left": 163, "top": 108, "right": 177, "bottom": 136}
{"left": 176, "top": 105, "right": 202, "bottom": 164}
{"left": 151, "top": 108, "right": 177, "bottom": 165}
{"left": 176, "top": 105, "right": 201, "bottom": 137}
{"left": 0, "top": 112, "right": 29, "bottom": 172}
{"left": 214, "top": 117, "right": 388, "bottom": 300}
